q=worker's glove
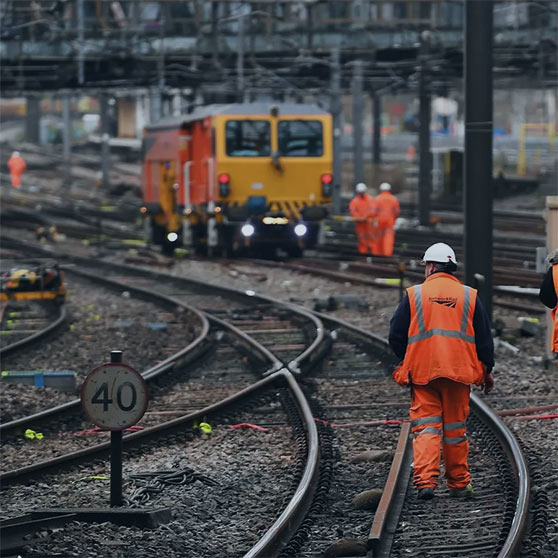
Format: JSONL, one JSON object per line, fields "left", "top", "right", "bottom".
{"left": 392, "top": 363, "right": 410, "bottom": 386}
{"left": 482, "top": 372, "right": 494, "bottom": 395}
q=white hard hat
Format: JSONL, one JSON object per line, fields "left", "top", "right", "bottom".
{"left": 379, "top": 182, "right": 391, "bottom": 191}
{"left": 12, "top": 151, "right": 20, "bottom": 157}
{"left": 422, "top": 242, "right": 458, "bottom": 265}
{"left": 355, "top": 182, "right": 367, "bottom": 193}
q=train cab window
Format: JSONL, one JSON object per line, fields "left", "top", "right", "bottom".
{"left": 226, "top": 120, "right": 271, "bottom": 157}
{"left": 278, "top": 120, "right": 323, "bottom": 157}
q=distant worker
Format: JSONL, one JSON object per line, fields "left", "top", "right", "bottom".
{"left": 374, "top": 182, "right": 400, "bottom": 256}
{"left": 539, "top": 249, "right": 558, "bottom": 355}
{"left": 389, "top": 242, "right": 494, "bottom": 501}
{"left": 349, "top": 182, "right": 376, "bottom": 255}
{"left": 7, "top": 151, "right": 26, "bottom": 189}
{"left": 406, "top": 144, "right": 417, "bottom": 163}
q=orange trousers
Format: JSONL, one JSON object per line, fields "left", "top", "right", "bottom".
{"left": 354, "top": 222, "right": 375, "bottom": 255}
{"left": 10, "top": 173, "right": 22, "bottom": 188}
{"left": 410, "top": 377, "right": 471, "bottom": 490}
{"left": 374, "top": 226, "right": 395, "bottom": 256}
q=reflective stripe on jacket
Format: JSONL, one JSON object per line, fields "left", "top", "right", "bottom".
{"left": 399, "top": 272, "right": 485, "bottom": 386}
{"left": 552, "top": 265, "right": 558, "bottom": 352}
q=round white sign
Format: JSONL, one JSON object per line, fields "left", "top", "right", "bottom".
{"left": 81, "top": 363, "right": 148, "bottom": 430}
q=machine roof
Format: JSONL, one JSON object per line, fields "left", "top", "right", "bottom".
{"left": 145, "top": 103, "right": 329, "bottom": 130}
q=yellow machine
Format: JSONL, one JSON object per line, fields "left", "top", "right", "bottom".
{"left": 1, "top": 264, "right": 66, "bottom": 303}
{"left": 142, "top": 103, "right": 333, "bottom": 256}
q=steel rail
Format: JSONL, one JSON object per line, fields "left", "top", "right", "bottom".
{"left": 0, "top": 303, "right": 66, "bottom": 358}
{"left": 470, "top": 392, "right": 530, "bottom": 558}
{"left": 0, "top": 266, "right": 211, "bottom": 437}
{"left": 61, "top": 254, "right": 330, "bottom": 376}
{"left": 368, "top": 423, "right": 413, "bottom": 556}
{"left": 315, "top": 317, "right": 530, "bottom": 557}
{"left": 244, "top": 369, "right": 319, "bottom": 558}
{"left": 0, "top": 238, "right": 328, "bottom": 433}
{"left": 0, "top": 291, "right": 320, "bottom": 557}
{"left": 1, "top": 300, "right": 286, "bottom": 480}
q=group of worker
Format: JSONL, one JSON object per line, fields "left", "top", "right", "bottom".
{"left": 389, "top": 241, "right": 558, "bottom": 502}
{"left": 349, "top": 181, "right": 400, "bottom": 257}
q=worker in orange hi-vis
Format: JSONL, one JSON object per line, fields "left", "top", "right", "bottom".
{"left": 7, "top": 151, "right": 26, "bottom": 189}
{"left": 406, "top": 144, "right": 417, "bottom": 163}
{"left": 375, "top": 182, "right": 400, "bottom": 256}
{"left": 349, "top": 182, "right": 377, "bottom": 255}
{"left": 389, "top": 243, "right": 495, "bottom": 502}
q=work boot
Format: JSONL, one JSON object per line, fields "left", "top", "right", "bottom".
{"left": 417, "top": 487, "right": 435, "bottom": 501}
{"left": 450, "top": 484, "right": 474, "bottom": 498}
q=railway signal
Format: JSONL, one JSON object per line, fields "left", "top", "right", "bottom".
{"left": 81, "top": 351, "right": 148, "bottom": 507}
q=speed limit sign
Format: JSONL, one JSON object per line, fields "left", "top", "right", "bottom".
{"left": 81, "top": 363, "right": 148, "bottom": 430}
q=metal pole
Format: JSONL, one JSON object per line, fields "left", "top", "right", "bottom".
{"left": 25, "top": 95, "right": 40, "bottom": 144}
{"left": 62, "top": 93, "right": 72, "bottom": 189}
{"left": 330, "top": 49, "right": 342, "bottom": 215}
{"left": 306, "top": 3, "right": 314, "bottom": 50}
{"left": 131, "top": 0, "right": 139, "bottom": 41}
{"left": 100, "top": 94, "right": 110, "bottom": 190}
{"left": 372, "top": 91, "right": 381, "bottom": 165}
{"left": 211, "top": 1, "right": 219, "bottom": 66}
{"left": 418, "top": 36, "right": 432, "bottom": 227}
{"left": 545, "top": 196, "right": 558, "bottom": 365}
{"left": 110, "top": 350, "right": 123, "bottom": 507}
{"left": 237, "top": 14, "right": 244, "bottom": 102}
{"left": 157, "top": 17, "right": 166, "bottom": 117}
{"left": 77, "top": 0, "right": 84, "bottom": 85}
{"left": 464, "top": 0, "right": 493, "bottom": 319}
{"left": 352, "top": 61, "right": 364, "bottom": 186}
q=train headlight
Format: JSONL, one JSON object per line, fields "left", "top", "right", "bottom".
{"left": 167, "top": 232, "right": 178, "bottom": 242}
{"left": 241, "top": 224, "right": 255, "bottom": 237}
{"left": 294, "top": 224, "right": 307, "bottom": 237}
{"left": 321, "top": 173, "right": 333, "bottom": 197}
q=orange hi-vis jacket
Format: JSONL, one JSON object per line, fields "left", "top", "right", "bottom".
{"left": 375, "top": 191, "right": 400, "bottom": 228}
{"left": 552, "top": 265, "right": 558, "bottom": 352}
{"left": 395, "top": 273, "right": 485, "bottom": 386}
{"left": 349, "top": 193, "right": 376, "bottom": 221}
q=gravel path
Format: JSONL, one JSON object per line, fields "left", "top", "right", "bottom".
{"left": 4, "top": 419, "right": 296, "bottom": 558}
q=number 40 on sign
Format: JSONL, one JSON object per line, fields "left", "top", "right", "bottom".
{"left": 81, "top": 363, "right": 148, "bottom": 430}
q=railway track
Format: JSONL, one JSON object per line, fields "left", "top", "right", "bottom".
{"left": 246, "top": 256, "right": 544, "bottom": 315}
{"left": 0, "top": 298, "right": 66, "bottom": 357}
{"left": 0, "top": 227, "right": 535, "bottom": 557}
{"left": 321, "top": 220, "right": 543, "bottom": 283}
{"left": 0, "top": 285, "right": 531, "bottom": 558}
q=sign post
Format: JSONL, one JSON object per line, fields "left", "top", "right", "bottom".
{"left": 81, "top": 350, "right": 148, "bottom": 507}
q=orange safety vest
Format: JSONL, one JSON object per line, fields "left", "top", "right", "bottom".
{"left": 552, "top": 265, "right": 558, "bottom": 352}
{"left": 7, "top": 155, "right": 26, "bottom": 175}
{"left": 375, "top": 191, "right": 400, "bottom": 228}
{"left": 396, "top": 273, "right": 485, "bottom": 386}
{"left": 349, "top": 193, "right": 376, "bottom": 221}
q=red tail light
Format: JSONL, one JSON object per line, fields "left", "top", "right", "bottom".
{"left": 321, "top": 173, "right": 333, "bottom": 197}
{"left": 218, "top": 173, "right": 230, "bottom": 197}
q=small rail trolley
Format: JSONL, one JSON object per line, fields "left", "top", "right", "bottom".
{"left": 0, "top": 263, "right": 66, "bottom": 303}
{"left": 141, "top": 103, "right": 333, "bottom": 256}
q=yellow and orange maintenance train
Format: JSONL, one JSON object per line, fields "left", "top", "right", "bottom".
{"left": 141, "top": 103, "right": 333, "bottom": 256}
